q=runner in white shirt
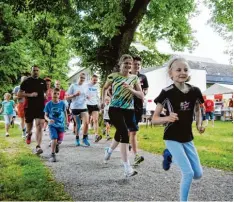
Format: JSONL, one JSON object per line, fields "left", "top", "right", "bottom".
{"left": 86, "top": 74, "right": 102, "bottom": 142}
{"left": 66, "top": 72, "right": 90, "bottom": 146}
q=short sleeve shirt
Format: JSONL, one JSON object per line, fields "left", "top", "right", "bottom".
{"left": 107, "top": 73, "right": 138, "bottom": 109}
{"left": 103, "top": 104, "right": 110, "bottom": 120}
{"left": 134, "top": 73, "right": 149, "bottom": 110}
{"left": 44, "top": 100, "right": 66, "bottom": 128}
{"left": 204, "top": 100, "right": 214, "bottom": 112}
{"left": 20, "top": 77, "right": 47, "bottom": 110}
{"left": 1, "top": 100, "right": 15, "bottom": 115}
{"left": 67, "top": 83, "right": 87, "bottom": 109}
{"left": 154, "top": 84, "right": 204, "bottom": 143}
{"left": 85, "top": 83, "right": 99, "bottom": 106}
{"left": 12, "top": 86, "right": 24, "bottom": 103}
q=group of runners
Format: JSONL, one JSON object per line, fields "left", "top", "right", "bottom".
{"left": 1, "top": 54, "right": 207, "bottom": 201}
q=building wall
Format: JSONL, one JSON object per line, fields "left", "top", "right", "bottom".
{"left": 144, "top": 68, "right": 207, "bottom": 111}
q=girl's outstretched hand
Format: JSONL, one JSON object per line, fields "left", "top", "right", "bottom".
{"left": 197, "top": 126, "right": 205, "bottom": 134}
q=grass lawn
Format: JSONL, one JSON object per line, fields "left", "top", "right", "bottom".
{"left": 0, "top": 123, "right": 72, "bottom": 201}
{"left": 136, "top": 121, "right": 233, "bottom": 171}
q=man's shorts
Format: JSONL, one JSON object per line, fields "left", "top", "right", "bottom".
{"left": 25, "top": 108, "right": 44, "bottom": 123}
{"left": 17, "top": 103, "right": 25, "bottom": 118}
{"left": 134, "top": 108, "right": 144, "bottom": 125}
{"left": 206, "top": 112, "right": 214, "bottom": 120}
{"left": 49, "top": 125, "right": 64, "bottom": 140}
{"left": 71, "top": 109, "right": 88, "bottom": 116}
{"left": 104, "top": 119, "right": 111, "bottom": 125}
{"left": 87, "top": 105, "right": 99, "bottom": 114}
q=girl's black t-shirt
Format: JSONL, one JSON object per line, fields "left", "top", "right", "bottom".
{"left": 154, "top": 84, "right": 204, "bottom": 143}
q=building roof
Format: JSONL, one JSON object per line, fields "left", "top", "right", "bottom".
{"left": 202, "top": 83, "right": 233, "bottom": 95}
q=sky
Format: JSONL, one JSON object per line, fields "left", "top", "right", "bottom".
{"left": 157, "top": 1, "right": 231, "bottom": 65}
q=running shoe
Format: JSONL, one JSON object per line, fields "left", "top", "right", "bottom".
{"left": 36, "top": 146, "right": 43, "bottom": 155}
{"left": 133, "top": 154, "right": 144, "bottom": 166}
{"left": 124, "top": 166, "right": 138, "bottom": 178}
{"left": 162, "top": 149, "right": 172, "bottom": 171}
{"left": 75, "top": 139, "right": 80, "bottom": 146}
{"left": 94, "top": 135, "right": 102, "bottom": 143}
{"left": 5, "top": 133, "right": 9, "bottom": 137}
{"left": 104, "top": 147, "right": 112, "bottom": 163}
{"left": 26, "top": 133, "right": 32, "bottom": 144}
{"left": 49, "top": 153, "right": 56, "bottom": 162}
{"left": 55, "top": 144, "right": 59, "bottom": 153}
{"left": 106, "top": 135, "right": 112, "bottom": 141}
{"left": 83, "top": 137, "right": 90, "bottom": 146}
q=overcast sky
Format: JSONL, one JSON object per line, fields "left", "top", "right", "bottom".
{"left": 157, "top": 0, "right": 231, "bottom": 65}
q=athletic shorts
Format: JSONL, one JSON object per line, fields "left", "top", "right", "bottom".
{"left": 71, "top": 109, "right": 88, "bottom": 116}
{"left": 4, "top": 115, "right": 13, "bottom": 125}
{"left": 25, "top": 108, "right": 44, "bottom": 123}
{"left": 17, "top": 103, "right": 25, "bottom": 118}
{"left": 87, "top": 105, "right": 99, "bottom": 114}
{"left": 104, "top": 119, "right": 111, "bottom": 125}
{"left": 206, "top": 112, "right": 214, "bottom": 120}
{"left": 49, "top": 125, "right": 64, "bottom": 141}
{"left": 134, "top": 108, "right": 143, "bottom": 125}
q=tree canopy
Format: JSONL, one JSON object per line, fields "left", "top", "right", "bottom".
{"left": 0, "top": 0, "right": 232, "bottom": 95}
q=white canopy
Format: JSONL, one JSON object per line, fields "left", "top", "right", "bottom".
{"left": 203, "top": 83, "right": 233, "bottom": 95}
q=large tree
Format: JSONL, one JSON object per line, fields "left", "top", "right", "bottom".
{"left": 71, "top": 0, "right": 197, "bottom": 79}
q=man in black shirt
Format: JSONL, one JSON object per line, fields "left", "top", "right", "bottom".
{"left": 130, "top": 56, "right": 149, "bottom": 166}
{"left": 18, "top": 65, "right": 47, "bottom": 154}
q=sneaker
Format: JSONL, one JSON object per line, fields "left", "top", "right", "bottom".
{"left": 102, "top": 129, "right": 106, "bottom": 135}
{"left": 36, "top": 146, "right": 43, "bottom": 155}
{"left": 49, "top": 153, "right": 56, "bottom": 162}
{"left": 49, "top": 140, "right": 52, "bottom": 147}
{"left": 104, "top": 147, "right": 112, "bottom": 163}
{"left": 5, "top": 133, "right": 9, "bottom": 137}
{"left": 26, "top": 133, "right": 32, "bottom": 144}
{"left": 75, "top": 138, "right": 80, "bottom": 146}
{"left": 133, "top": 154, "right": 144, "bottom": 166}
{"left": 124, "top": 166, "right": 138, "bottom": 177}
{"left": 94, "top": 135, "right": 102, "bottom": 143}
{"left": 162, "top": 149, "right": 172, "bottom": 171}
{"left": 22, "top": 129, "right": 26, "bottom": 139}
{"left": 83, "top": 137, "right": 90, "bottom": 146}
{"left": 106, "top": 136, "right": 112, "bottom": 141}
{"left": 55, "top": 144, "right": 59, "bottom": 153}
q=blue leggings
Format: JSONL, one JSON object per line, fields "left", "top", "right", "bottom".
{"left": 165, "top": 140, "right": 203, "bottom": 201}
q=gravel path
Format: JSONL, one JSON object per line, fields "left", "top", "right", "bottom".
{"left": 28, "top": 129, "right": 233, "bottom": 201}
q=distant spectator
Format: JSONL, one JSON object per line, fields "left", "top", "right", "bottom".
{"left": 204, "top": 99, "right": 214, "bottom": 127}
{"left": 229, "top": 98, "right": 233, "bottom": 120}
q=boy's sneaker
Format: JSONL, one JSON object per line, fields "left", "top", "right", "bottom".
{"left": 55, "top": 144, "right": 59, "bottom": 153}
{"left": 36, "top": 146, "right": 43, "bottom": 155}
{"left": 83, "top": 137, "right": 90, "bottom": 146}
{"left": 102, "top": 129, "right": 106, "bottom": 135}
{"left": 5, "top": 133, "right": 9, "bottom": 137}
{"left": 75, "top": 139, "right": 80, "bottom": 146}
{"left": 49, "top": 153, "right": 56, "bottom": 162}
{"left": 26, "top": 133, "right": 32, "bottom": 144}
{"left": 124, "top": 166, "right": 138, "bottom": 178}
{"left": 104, "top": 147, "right": 112, "bottom": 163}
{"left": 133, "top": 154, "right": 144, "bottom": 166}
{"left": 106, "top": 135, "right": 112, "bottom": 141}
{"left": 94, "top": 135, "right": 102, "bottom": 143}
{"left": 162, "top": 149, "right": 172, "bottom": 171}
{"left": 22, "top": 130, "right": 26, "bottom": 139}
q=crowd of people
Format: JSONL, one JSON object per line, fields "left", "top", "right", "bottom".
{"left": 1, "top": 55, "right": 210, "bottom": 201}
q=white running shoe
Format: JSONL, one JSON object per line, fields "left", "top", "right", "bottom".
{"left": 124, "top": 166, "right": 138, "bottom": 178}
{"left": 104, "top": 147, "right": 112, "bottom": 163}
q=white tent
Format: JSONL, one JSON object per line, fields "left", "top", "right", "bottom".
{"left": 203, "top": 83, "right": 233, "bottom": 95}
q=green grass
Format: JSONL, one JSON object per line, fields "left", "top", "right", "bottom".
{"left": 0, "top": 123, "right": 72, "bottom": 201}
{"left": 136, "top": 121, "right": 233, "bottom": 171}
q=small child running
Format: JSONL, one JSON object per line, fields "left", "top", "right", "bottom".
{"left": 44, "top": 88, "right": 68, "bottom": 162}
{"left": 152, "top": 57, "right": 205, "bottom": 201}
{"left": 102, "top": 97, "right": 112, "bottom": 141}
{"left": 0, "top": 93, "right": 15, "bottom": 137}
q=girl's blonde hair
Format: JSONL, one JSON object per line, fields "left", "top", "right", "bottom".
{"left": 167, "top": 57, "right": 191, "bottom": 82}
{"left": 4, "top": 93, "right": 11, "bottom": 99}
{"left": 118, "top": 54, "right": 133, "bottom": 66}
